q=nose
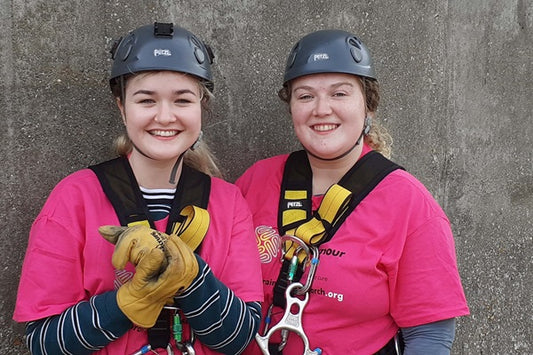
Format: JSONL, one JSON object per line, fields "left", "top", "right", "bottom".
{"left": 312, "top": 96, "right": 332, "bottom": 117}
{"left": 155, "top": 102, "right": 176, "bottom": 124}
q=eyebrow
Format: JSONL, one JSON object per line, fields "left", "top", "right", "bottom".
{"left": 293, "top": 81, "right": 355, "bottom": 92}
{"left": 132, "top": 89, "right": 198, "bottom": 96}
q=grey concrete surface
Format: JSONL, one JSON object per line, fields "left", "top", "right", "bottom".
{"left": 1, "top": 0, "right": 531, "bottom": 353}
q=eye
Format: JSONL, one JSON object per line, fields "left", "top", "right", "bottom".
{"left": 138, "top": 98, "right": 155, "bottom": 104}
{"left": 333, "top": 91, "right": 348, "bottom": 97}
{"left": 297, "top": 94, "right": 313, "bottom": 101}
{"left": 175, "top": 98, "right": 193, "bottom": 104}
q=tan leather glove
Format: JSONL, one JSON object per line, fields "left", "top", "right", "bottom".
{"left": 99, "top": 225, "right": 199, "bottom": 328}
{"left": 99, "top": 225, "right": 169, "bottom": 270}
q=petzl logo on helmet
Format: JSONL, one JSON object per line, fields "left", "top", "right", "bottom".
{"left": 313, "top": 53, "right": 329, "bottom": 61}
{"left": 154, "top": 49, "right": 172, "bottom": 57}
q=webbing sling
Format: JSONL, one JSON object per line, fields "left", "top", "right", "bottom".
{"left": 272, "top": 150, "right": 403, "bottom": 308}
{"left": 89, "top": 156, "right": 211, "bottom": 348}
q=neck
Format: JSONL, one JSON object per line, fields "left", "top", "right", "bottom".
{"left": 308, "top": 145, "right": 363, "bottom": 195}
{"left": 128, "top": 152, "right": 182, "bottom": 189}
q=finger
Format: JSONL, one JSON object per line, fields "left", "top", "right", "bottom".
{"left": 98, "top": 225, "right": 128, "bottom": 245}
{"left": 161, "top": 237, "right": 182, "bottom": 275}
{"left": 111, "top": 237, "right": 137, "bottom": 269}
{"left": 134, "top": 248, "right": 166, "bottom": 281}
{"left": 111, "top": 226, "right": 166, "bottom": 269}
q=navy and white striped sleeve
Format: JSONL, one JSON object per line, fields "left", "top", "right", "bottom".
{"left": 175, "top": 255, "right": 262, "bottom": 354}
{"left": 24, "top": 291, "right": 131, "bottom": 354}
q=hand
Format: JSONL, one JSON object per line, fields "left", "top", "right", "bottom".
{"left": 98, "top": 225, "right": 169, "bottom": 270}
{"left": 100, "top": 226, "right": 199, "bottom": 328}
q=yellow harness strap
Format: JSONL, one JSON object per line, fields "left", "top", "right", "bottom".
{"left": 284, "top": 184, "right": 352, "bottom": 262}
{"left": 171, "top": 205, "right": 210, "bottom": 251}
{"left": 127, "top": 220, "right": 151, "bottom": 228}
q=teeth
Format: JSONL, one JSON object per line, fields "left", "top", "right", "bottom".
{"left": 151, "top": 130, "right": 177, "bottom": 137}
{"left": 313, "top": 124, "right": 337, "bottom": 132}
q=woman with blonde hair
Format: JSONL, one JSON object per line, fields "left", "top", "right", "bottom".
{"left": 14, "top": 22, "right": 263, "bottom": 354}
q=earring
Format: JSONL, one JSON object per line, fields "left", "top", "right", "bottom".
{"left": 363, "top": 116, "right": 372, "bottom": 135}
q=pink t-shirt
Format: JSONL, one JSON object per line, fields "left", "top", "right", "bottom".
{"left": 236, "top": 146, "right": 469, "bottom": 355}
{"left": 14, "top": 167, "right": 263, "bottom": 354}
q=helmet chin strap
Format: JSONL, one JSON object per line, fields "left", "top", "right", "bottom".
{"left": 168, "top": 153, "right": 185, "bottom": 185}
{"left": 305, "top": 116, "right": 372, "bottom": 162}
{"left": 168, "top": 130, "right": 203, "bottom": 184}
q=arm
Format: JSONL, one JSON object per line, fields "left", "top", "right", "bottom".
{"left": 175, "top": 255, "right": 262, "bottom": 355}
{"left": 401, "top": 318, "right": 456, "bottom": 355}
{"left": 24, "top": 291, "right": 131, "bottom": 354}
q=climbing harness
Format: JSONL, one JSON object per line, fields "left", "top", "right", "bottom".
{"left": 258, "top": 150, "right": 403, "bottom": 354}
{"left": 90, "top": 157, "right": 211, "bottom": 354}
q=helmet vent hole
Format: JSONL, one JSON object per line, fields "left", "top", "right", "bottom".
{"left": 348, "top": 37, "right": 361, "bottom": 49}
{"left": 287, "top": 43, "right": 300, "bottom": 68}
{"left": 350, "top": 47, "right": 362, "bottom": 63}
{"left": 194, "top": 47, "right": 206, "bottom": 64}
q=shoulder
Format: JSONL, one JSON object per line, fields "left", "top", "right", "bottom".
{"left": 38, "top": 168, "right": 106, "bottom": 216}
{"left": 48, "top": 168, "right": 102, "bottom": 198}
{"left": 209, "top": 176, "right": 242, "bottom": 196}
{"left": 383, "top": 168, "right": 439, "bottom": 201}
{"left": 235, "top": 154, "right": 289, "bottom": 191}
{"left": 373, "top": 167, "right": 449, "bottom": 223}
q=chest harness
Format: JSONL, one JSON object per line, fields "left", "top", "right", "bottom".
{"left": 90, "top": 156, "right": 211, "bottom": 355}
{"left": 256, "top": 150, "right": 403, "bottom": 355}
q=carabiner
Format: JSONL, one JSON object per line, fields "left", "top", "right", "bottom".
{"left": 255, "top": 283, "right": 320, "bottom": 355}
{"left": 176, "top": 332, "right": 196, "bottom": 355}
{"left": 165, "top": 344, "right": 174, "bottom": 355}
{"left": 176, "top": 342, "right": 195, "bottom": 355}
{"left": 295, "top": 244, "right": 319, "bottom": 295}
{"left": 280, "top": 235, "right": 320, "bottom": 295}
{"left": 280, "top": 235, "right": 311, "bottom": 262}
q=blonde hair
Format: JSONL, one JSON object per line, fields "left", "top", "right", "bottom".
{"left": 278, "top": 76, "right": 393, "bottom": 159}
{"left": 110, "top": 72, "right": 223, "bottom": 178}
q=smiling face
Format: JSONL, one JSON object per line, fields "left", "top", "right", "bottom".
{"left": 117, "top": 71, "right": 202, "bottom": 165}
{"left": 289, "top": 73, "right": 367, "bottom": 161}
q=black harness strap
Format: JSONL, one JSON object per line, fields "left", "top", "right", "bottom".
{"left": 89, "top": 156, "right": 211, "bottom": 349}
{"left": 272, "top": 150, "right": 403, "bottom": 308}
{"left": 90, "top": 156, "right": 154, "bottom": 228}
{"left": 89, "top": 156, "right": 211, "bottom": 235}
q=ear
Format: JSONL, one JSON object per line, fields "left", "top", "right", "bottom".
{"left": 116, "top": 97, "right": 127, "bottom": 125}
{"left": 98, "top": 225, "right": 128, "bottom": 245}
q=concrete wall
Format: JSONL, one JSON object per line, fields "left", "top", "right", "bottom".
{"left": 1, "top": 0, "right": 531, "bottom": 353}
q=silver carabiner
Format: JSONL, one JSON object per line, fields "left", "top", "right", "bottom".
{"left": 177, "top": 342, "right": 195, "bottom": 355}
{"left": 256, "top": 283, "right": 321, "bottom": 355}
{"left": 280, "top": 235, "right": 311, "bottom": 262}
{"left": 280, "top": 235, "right": 320, "bottom": 295}
{"left": 165, "top": 344, "right": 174, "bottom": 355}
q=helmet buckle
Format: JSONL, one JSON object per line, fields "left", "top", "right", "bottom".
{"left": 154, "top": 22, "right": 173, "bottom": 38}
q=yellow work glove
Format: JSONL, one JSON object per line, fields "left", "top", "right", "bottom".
{"left": 99, "top": 226, "right": 199, "bottom": 328}
{"left": 99, "top": 225, "right": 169, "bottom": 270}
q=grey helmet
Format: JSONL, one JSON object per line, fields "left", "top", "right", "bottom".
{"left": 282, "top": 29, "right": 376, "bottom": 85}
{"left": 110, "top": 22, "right": 214, "bottom": 91}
